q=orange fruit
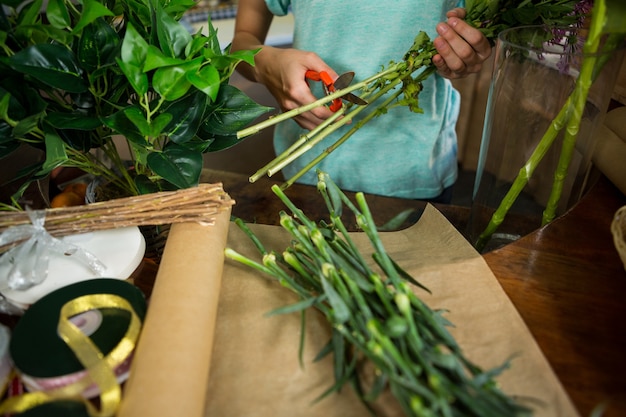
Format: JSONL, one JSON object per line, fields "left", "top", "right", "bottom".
{"left": 63, "top": 182, "right": 87, "bottom": 199}
{"left": 50, "top": 182, "right": 88, "bottom": 208}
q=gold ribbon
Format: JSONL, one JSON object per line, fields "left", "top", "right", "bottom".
{"left": 0, "top": 293, "right": 141, "bottom": 416}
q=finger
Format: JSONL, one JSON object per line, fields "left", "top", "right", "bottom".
{"left": 447, "top": 17, "right": 492, "bottom": 61}
{"left": 280, "top": 95, "right": 335, "bottom": 130}
{"left": 446, "top": 7, "right": 466, "bottom": 19}
{"left": 433, "top": 29, "right": 468, "bottom": 74}
{"left": 432, "top": 53, "right": 461, "bottom": 80}
{"left": 291, "top": 107, "right": 333, "bottom": 130}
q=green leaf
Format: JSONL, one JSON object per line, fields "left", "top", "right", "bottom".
{"left": 187, "top": 64, "right": 220, "bottom": 101}
{"left": 202, "top": 133, "right": 239, "bottom": 152}
{"left": 10, "top": 163, "right": 47, "bottom": 202}
{"left": 0, "top": 93, "right": 12, "bottom": 123}
{"left": 9, "top": 44, "right": 88, "bottom": 93}
{"left": 46, "top": 112, "right": 102, "bottom": 130}
{"left": 204, "top": 19, "right": 222, "bottom": 55}
{"left": 146, "top": 143, "right": 202, "bottom": 189}
{"left": 129, "top": 143, "right": 149, "bottom": 169}
{"left": 40, "top": 129, "right": 68, "bottom": 173}
{"left": 227, "top": 49, "right": 259, "bottom": 67}
{"left": 164, "top": 92, "right": 210, "bottom": 144}
{"left": 13, "top": 113, "right": 43, "bottom": 138}
{"left": 46, "top": 0, "right": 71, "bottom": 29}
{"left": 123, "top": 107, "right": 151, "bottom": 137}
{"left": 162, "top": 0, "right": 197, "bottom": 16}
{"left": 0, "top": 127, "right": 20, "bottom": 158}
{"left": 143, "top": 45, "right": 186, "bottom": 72}
{"left": 71, "top": 0, "right": 115, "bottom": 34}
{"left": 56, "top": 128, "right": 100, "bottom": 152}
{"left": 120, "top": 23, "right": 149, "bottom": 68}
{"left": 149, "top": 112, "right": 173, "bottom": 138}
{"left": 122, "top": 0, "right": 152, "bottom": 33}
{"left": 77, "top": 18, "right": 121, "bottom": 72}
{"left": 153, "top": 65, "right": 192, "bottom": 101}
{"left": 202, "top": 85, "right": 272, "bottom": 135}
{"left": 265, "top": 297, "right": 318, "bottom": 316}
{"left": 180, "top": 136, "right": 214, "bottom": 154}
{"left": 0, "top": 82, "right": 45, "bottom": 122}
{"left": 39, "top": 24, "right": 74, "bottom": 45}
{"left": 20, "top": 0, "right": 44, "bottom": 26}
{"left": 186, "top": 35, "right": 211, "bottom": 58}
{"left": 117, "top": 59, "right": 148, "bottom": 96}
{"left": 155, "top": 2, "right": 192, "bottom": 58}
{"left": 134, "top": 174, "right": 160, "bottom": 195}
{"left": 321, "top": 276, "right": 350, "bottom": 324}
{"left": 101, "top": 109, "right": 144, "bottom": 144}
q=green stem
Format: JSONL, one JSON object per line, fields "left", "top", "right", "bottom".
{"left": 541, "top": 7, "right": 607, "bottom": 225}
{"left": 474, "top": 97, "right": 572, "bottom": 252}
{"left": 541, "top": 70, "right": 593, "bottom": 225}
{"left": 248, "top": 109, "right": 346, "bottom": 182}
{"left": 236, "top": 65, "right": 403, "bottom": 139}
{"left": 280, "top": 80, "right": 405, "bottom": 190}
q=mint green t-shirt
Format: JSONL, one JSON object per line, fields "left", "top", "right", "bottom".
{"left": 265, "top": 0, "right": 463, "bottom": 199}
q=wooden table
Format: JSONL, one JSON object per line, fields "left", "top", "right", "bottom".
{"left": 203, "top": 169, "right": 626, "bottom": 417}
{"left": 483, "top": 177, "right": 626, "bottom": 417}
{"left": 1, "top": 169, "right": 623, "bottom": 416}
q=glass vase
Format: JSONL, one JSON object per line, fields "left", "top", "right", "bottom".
{"left": 467, "top": 25, "right": 625, "bottom": 252}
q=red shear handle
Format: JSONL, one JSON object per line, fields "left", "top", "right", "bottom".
{"left": 304, "top": 70, "right": 343, "bottom": 112}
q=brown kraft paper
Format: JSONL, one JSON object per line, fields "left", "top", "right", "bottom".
{"left": 118, "top": 208, "right": 231, "bottom": 417}
{"left": 203, "top": 204, "right": 580, "bottom": 417}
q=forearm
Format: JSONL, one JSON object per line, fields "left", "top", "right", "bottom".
{"left": 231, "top": 0, "right": 274, "bottom": 82}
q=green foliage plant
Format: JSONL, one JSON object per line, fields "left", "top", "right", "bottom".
{"left": 0, "top": 0, "right": 271, "bottom": 206}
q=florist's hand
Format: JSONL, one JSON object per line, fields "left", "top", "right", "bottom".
{"left": 254, "top": 47, "right": 338, "bottom": 130}
{"left": 432, "top": 7, "right": 492, "bottom": 79}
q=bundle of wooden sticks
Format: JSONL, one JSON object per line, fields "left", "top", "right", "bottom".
{"left": 0, "top": 184, "right": 234, "bottom": 252}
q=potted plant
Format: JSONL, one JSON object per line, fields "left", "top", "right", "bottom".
{"left": 0, "top": 0, "right": 271, "bottom": 208}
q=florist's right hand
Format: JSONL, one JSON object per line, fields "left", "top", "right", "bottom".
{"left": 253, "top": 47, "right": 339, "bottom": 130}
{"left": 232, "top": 0, "right": 338, "bottom": 130}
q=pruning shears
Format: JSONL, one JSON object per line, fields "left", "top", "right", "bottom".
{"left": 304, "top": 70, "right": 367, "bottom": 112}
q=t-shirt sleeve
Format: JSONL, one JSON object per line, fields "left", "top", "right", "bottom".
{"left": 265, "top": 0, "right": 290, "bottom": 16}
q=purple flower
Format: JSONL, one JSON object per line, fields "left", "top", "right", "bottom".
{"left": 574, "top": 0, "right": 594, "bottom": 17}
{"left": 550, "top": 0, "right": 593, "bottom": 74}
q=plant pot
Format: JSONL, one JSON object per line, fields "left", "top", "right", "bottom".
{"left": 466, "top": 25, "right": 625, "bottom": 252}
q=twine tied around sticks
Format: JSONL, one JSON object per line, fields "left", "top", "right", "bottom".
{"left": 0, "top": 183, "right": 234, "bottom": 279}
{"left": 0, "top": 209, "right": 107, "bottom": 293}
{"left": 1, "top": 183, "right": 234, "bottom": 241}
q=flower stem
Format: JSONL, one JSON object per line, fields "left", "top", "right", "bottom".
{"left": 541, "top": 3, "right": 607, "bottom": 225}
{"left": 280, "top": 78, "right": 406, "bottom": 190}
{"left": 236, "top": 66, "right": 400, "bottom": 140}
{"left": 248, "top": 109, "right": 346, "bottom": 182}
{"left": 474, "top": 97, "right": 572, "bottom": 252}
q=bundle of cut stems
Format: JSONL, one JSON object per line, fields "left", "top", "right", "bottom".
{"left": 0, "top": 183, "right": 233, "bottom": 248}
{"left": 238, "top": 32, "right": 438, "bottom": 188}
{"left": 225, "top": 171, "right": 531, "bottom": 417}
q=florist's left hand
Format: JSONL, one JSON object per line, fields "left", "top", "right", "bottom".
{"left": 432, "top": 8, "right": 492, "bottom": 79}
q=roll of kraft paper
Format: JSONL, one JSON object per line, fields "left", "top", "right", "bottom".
{"left": 117, "top": 208, "right": 231, "bottom": 417}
